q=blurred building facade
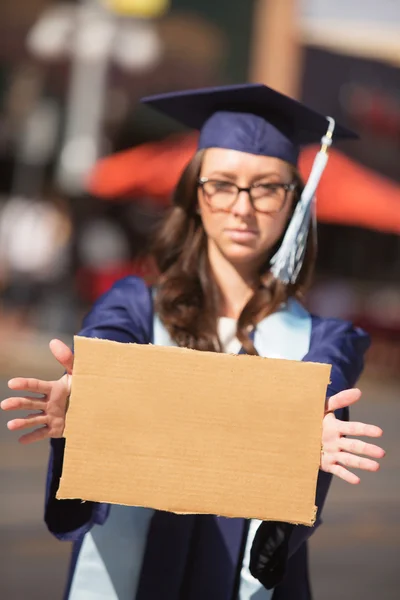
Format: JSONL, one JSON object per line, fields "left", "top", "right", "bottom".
{"left": 0, "top": 0, "right": 398, "bottom": 377}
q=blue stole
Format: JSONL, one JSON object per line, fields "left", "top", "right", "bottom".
{"left": 68, "top": 299, "right": 312, "bottom": 600}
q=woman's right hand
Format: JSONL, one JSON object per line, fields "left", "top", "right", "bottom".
{"left": 1, "top": 339, "right": 74, "bottom": 444}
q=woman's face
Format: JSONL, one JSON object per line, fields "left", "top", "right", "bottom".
{"left": 198, "top": 148, "right": 296, "bottom": 271}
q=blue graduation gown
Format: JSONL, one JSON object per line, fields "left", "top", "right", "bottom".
{"left": 44, "top": 276, "right": 370, "bottom": 600}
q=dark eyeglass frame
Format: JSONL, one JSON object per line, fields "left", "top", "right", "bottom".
{"left": 197, "top": 176, "right": 297, "bottom": 214}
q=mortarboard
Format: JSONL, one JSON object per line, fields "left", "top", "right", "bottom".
{"left": 141, "top": 83, "right": 357, "bottom": 165}
{"left": 141, "top": 84, "right": 359, "bottom": 283}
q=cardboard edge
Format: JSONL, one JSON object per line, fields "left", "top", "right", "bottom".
{"left": 55, "top": 488, "right": 318, "bottom": 527}
{"left": 72, "top": 335, "right": 334, "bottom": 375}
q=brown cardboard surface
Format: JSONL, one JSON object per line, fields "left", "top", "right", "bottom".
{"left": 57, "top": 336, "right": 331, "bottom": 526}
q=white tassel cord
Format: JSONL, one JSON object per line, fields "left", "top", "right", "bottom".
{"left": 270, "top": 117, "right": 336, "bottom": 284}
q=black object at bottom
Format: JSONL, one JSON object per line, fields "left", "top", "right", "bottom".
{"left": 249, "top": 521, "right": 295, "bottom": 590}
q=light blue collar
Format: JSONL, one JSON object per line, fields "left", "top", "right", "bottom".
{"left": 154, "top": 297, "right": 311, "bottom": 361}
{"left": 254, "top": 297, "right": 311, "bottom": 360}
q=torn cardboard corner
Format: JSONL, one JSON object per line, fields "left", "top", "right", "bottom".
{"left": 57, "top": 336, "right": 331, "bottom": 526}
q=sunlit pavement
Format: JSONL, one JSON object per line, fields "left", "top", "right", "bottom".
{"left": 0, "top": 377, "right": 71, "bottom": 600}
{"left": 310, "top": 376, "right": 399, "bottom": 600}
{"left": 0, "top": 369, "right": 398, "bottom": 599}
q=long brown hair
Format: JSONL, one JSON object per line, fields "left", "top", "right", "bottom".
{"left": 152, "top": 150, "right": 316, "bottom": 354}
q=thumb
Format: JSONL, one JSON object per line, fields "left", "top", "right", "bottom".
{"left": 326, "top": 388, "right": 361, "bottom": 413}
{"left": 49, "top": 339, "right": 74, "bottom": 375}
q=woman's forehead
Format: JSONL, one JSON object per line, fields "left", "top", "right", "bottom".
{"left": 201, "top": 148, "right": 290, "bottom": 176}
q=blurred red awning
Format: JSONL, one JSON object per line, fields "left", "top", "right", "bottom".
{"left": 299, "top": 145, "right": 400, "bottom": 235}
{"left": 87, "top": 133, "right": 400, "bottom": 235}
{"left": 87, "top": 133, "right": 198, "bottom": 205}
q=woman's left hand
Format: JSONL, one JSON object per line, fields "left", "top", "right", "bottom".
{"left": 321, "top": 388, "right": 385, "bottom": 484}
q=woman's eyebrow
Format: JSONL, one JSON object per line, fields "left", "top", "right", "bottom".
{"left": 252, "top": 172, "right": 283, "bottom": 182}
{"left": 204, "top": 170, "right": 286, "bottom": 181}
{"left": 205, "top": 171, "right": 238, "bottom": 180}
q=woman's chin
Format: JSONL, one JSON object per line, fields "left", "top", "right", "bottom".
{"left": 223, "top": 244, "right": 267, "bottom": 265}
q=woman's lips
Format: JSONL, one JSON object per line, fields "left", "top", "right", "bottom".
{"left": 225, "top": 228, "right": 258, "bottom": 242}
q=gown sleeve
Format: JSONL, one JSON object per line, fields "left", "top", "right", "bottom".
{"left": 288, "top": 316, "right": 370, "bottom": 552}
{"left": 44, "top": 276, "right": 153, "bottom": 541}
{"left": 250, "top": 316, "right": 370, "bottom": 588}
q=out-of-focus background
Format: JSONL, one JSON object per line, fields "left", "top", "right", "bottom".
{"left": 0, "top": 1, "right": 399, "bottom": 598}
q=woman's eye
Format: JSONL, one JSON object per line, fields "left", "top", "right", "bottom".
{"left": 259, "top": 184, "right": 279, "bottom": 194}
{"left": 214, "top": 182, "right": 235, "bottom": 192}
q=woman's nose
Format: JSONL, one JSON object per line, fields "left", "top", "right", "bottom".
{"left": 231, "top": 190, "right": 255, "bottom": 216}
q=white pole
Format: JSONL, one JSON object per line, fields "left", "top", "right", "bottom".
{"left": 57, "top": 0, "right": 116, "bottom": 194}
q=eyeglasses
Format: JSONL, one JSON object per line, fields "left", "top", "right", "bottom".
{"left": 197, "top": 177, "right": 297, "bottom": 214}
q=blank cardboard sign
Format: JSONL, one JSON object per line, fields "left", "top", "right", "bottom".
{"left": 57, "top": 336, "right": 331, "bottom": 526}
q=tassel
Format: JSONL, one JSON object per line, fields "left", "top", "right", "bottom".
{"left": 270, "top": 117, "right": 336, "bottom": 284}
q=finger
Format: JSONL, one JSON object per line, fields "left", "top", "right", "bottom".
{"left": 7, "top": 414, "right": 47, "bottom": 432}
{"left": 329, "top": 463, "right": 360, "bottom": 485}
{"left": 335, "top": 452, "right": 380, "bottom": 472}
{"left": 339, "top": 438, "right": 386, "bottom": 459}
{"left": 18, "top": 426, "right": 50, "bottom": 445}
{"left": 339, "top": 421, "right": 383, "bottom": 438}
{"left": 8, "top": 378, "right": 52, "bottom": 395}
{"left": 49, "top": 339, "right": 74, "bottom": 375}
{"left": 326, "top": 388, "right": 361, "bottom": 413}
{"left": 1, "top": 396, "right": 46, "bottom": 412}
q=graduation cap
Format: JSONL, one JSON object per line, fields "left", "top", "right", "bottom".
{"left": 142, "top": 83, "right": 356, "bottom": 164}
{"left": 141, "top": 83, "right": 359, "bottom": 283}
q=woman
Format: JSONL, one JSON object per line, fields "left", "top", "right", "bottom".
{"left": 1, "top": 84, "right": 385, "bottom": 600}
